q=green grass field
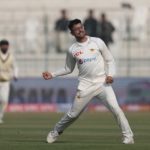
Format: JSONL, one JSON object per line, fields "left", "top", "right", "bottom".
{"left": 0, "top": 112, "right": 150, "bottom": 150}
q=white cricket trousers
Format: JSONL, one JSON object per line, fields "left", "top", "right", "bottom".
{"left": 0, "top": 81, "right": 10, "bottom": 120}
{"left": 54, "top": 83, "right": 133, "bottom": 138}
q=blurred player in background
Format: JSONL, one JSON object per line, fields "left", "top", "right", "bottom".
{"left": 55, "top": 9, "right": 69, "bottom": 53}
{"left": 84, "top": 9, "right": 98, "bottom": 37}
{"left": 98, "top": 13, "right": 115, "bottom": 47}
{"left": 0, "top": 40, "right": 18, "bottom": 123}
{"left": 43, "top": 19, "right": 134, "bottom": 144}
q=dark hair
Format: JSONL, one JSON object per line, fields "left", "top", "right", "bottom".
{"left": 0, "top": 39, "right": 9, "bottom": 46}
{"left": 101, "top": 12, "right": 106, "bottom": 18}
{"left": 89, "top": 9, "right": 94, "bottom": 14}
{"left": 68, "top": 19, "right": 82, "bottom": 31}
{"left": 61, "top": 9, "right": 66, "bottom": 14}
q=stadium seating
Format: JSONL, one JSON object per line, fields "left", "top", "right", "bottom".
{"left": 0, "top": 0, "right": 150, "bottom": 77}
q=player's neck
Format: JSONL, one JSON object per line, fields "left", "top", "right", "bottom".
{"left": 0, "top": 51, "right": 9, "bottom": 55}
{"left": 76, "top": 36, "right": 88, "bottom": 43}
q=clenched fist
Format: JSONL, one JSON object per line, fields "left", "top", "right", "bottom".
{"left": 105, "top": 76, "right": 114, "bottom": 84}
{"left": 42, "top": 71, "right": 53, "bottom": 80}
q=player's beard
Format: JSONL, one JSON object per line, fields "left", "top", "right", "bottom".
{"left": 76, "top": 31, "right": 86, "bottom": 40}
{"left": 79, "top": 31, "right": 86, "bottom": 37}
{"left": 1, "top": 49, "right": 8, "bottom": 54}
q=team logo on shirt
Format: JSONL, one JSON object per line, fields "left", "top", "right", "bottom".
{"left": 90, "top": 49, "right": 95, "bottom": 52}
{"left": 73, "top": 51, "right": 83, "bottom": 57}
{"left": 78, "top": 56, "right": 97, "bottom": 64}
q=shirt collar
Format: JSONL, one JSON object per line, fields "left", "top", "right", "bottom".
{"left": 77, "top": 36, "right": 90, "bottom": 46}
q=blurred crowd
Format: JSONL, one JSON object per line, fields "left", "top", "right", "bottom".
{"left": 54, "top": 9, "right": 115, "bottom": 53}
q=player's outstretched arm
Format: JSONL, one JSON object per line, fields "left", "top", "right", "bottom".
{"left": 42, "top": 71, "right": 53, "bottom": 80}
{"left": 43, "top": 51, "right": 76, "bottom": 79}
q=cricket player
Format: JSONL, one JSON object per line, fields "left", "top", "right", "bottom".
{"left": 43, "top": 19, "right": 134, "bottom": 144}
{"left": 0, "top": 40, "right": 18, "bottom": 123}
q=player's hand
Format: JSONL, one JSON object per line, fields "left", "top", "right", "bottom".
{"left": 105, "top": 76, "right": 114, "bottom": 84}
{"left": 42, "top": 71, "right": 52, "bottom": 80}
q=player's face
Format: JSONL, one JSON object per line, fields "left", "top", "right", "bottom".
{"left": 71, "top": 23, "right": 86, "bottom": 39}
{"left": 0, "top": 45, "right": 9, "bottom": 54}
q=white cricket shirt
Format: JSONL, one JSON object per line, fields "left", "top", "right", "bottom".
{"left": 52, "top": 36, "right": 115, "bottom": 90}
